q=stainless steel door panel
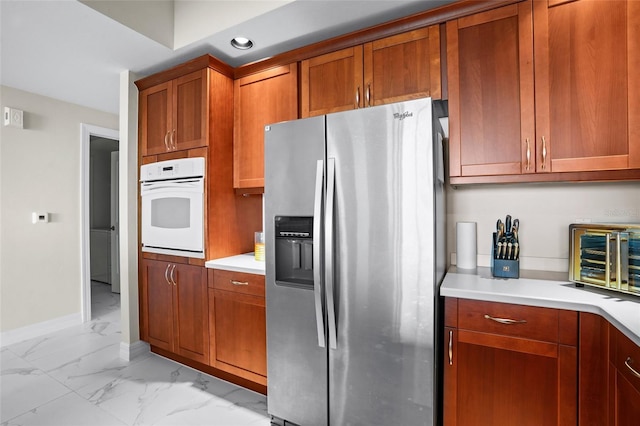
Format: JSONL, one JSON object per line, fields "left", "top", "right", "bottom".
{"left": 326, "top": 99, "right": 436, "bottom": 425}
{"left": 264, "top": 116, "right": 328, "bottom": 426}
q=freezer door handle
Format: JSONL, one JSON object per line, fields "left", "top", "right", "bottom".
{"left": 313, "top": 160, "right": 326, "bottom": 348}
{"left": 325, "top": 158, "right": 338, "bottom": 350}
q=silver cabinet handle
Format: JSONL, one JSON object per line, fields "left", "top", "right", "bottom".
{"left": 313, "top": 159, "right": 326, "bottom": 348}
{"left": 325, "top": 158, "right": 337, "bottom": 350}
{"left": 615, "top": 232, "right": 621, "bottom": 290}
{"left": 366, "top": 83, "right": 371, "bottom": 107}
{"left": 164, "top": 264, "right": 171, "bottom": 285}
{"left": 230, "top": 280, "right": 249, "bottom": 286}
{"left": 448, "top": 330, "right": 453, "bottom": 366}
{"left": 625, "top": 357, "right": 640, "bottom": 378}
{"left": 170, "top": 129, "right": 176, "bottom": 150}
{"left": 164, "top": 131, "right": 170, "bottom": 151}
{"left": 541, "top": 136, "right": 547, "bottom": 170}
{"left": 484, "top": 314, "right": 527, "bottom": 325}
{"left": 605, "top": 233, "right": 611, "bottom": 288}
{"left": 525, "top": 138, "right": 531, "bottom": 171}
{"left": 355, "top": 86, "right": 360, "bottom": 109}
{"left": 170, "top": 264, "right": 176, "bottom": 286}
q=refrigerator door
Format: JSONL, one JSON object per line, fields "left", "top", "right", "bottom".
{"left": 326, "top": 98, "right": 437, "bottom": 425}
{"left": 264, "top": 116, "right": 328, "bottom": 426}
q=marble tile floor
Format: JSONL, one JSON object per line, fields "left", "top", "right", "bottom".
{"left": 1, "top": 281, "right": 270, "bottom": 426}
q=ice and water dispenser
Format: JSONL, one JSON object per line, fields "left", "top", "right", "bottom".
{"left": 274, "top": 216, "right": 314, "bottom": 288}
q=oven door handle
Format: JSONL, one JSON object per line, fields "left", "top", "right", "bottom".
{"left": 141, "top": 177, "right": 203, "bottom": 185}
{"left": 141, "top": 180, "right": 203, "bottom": 193}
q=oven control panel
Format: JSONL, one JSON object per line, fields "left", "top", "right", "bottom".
{"left": 141, "top": 157, "right": 205, "bottom": 182}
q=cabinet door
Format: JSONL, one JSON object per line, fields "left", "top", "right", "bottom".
{"left": 610, "top": 370, "right": 640, "bottom": 426}
{"left": 173, "top": 69, "right": 208, "bottom": 152}
{"left": 579, "top": 312, "right": 609, "bottom": 426}
{"left": 451, "top": 332, "right": 575, "bottom": 426}
{"left": 174, "top": 264, "right": 208, "bottom": 364}
{"left": 143, "top": 260, "right": 174, "bottom": 351}
{"left": 301, "top": 46, "right": 364, "bottom": 117}
{"left": 140, "top": 82, "right": 172, "bottom": 156}
{"left": 364, "top": 25, "right": 441, "bottom": 106}
{"left": 234, "top": 64, "right": 298, "bottom": 189}
{"left": 534, "top": 0, "right": 640, "bottom": 173}
{"left": 447, "top": 2, "right": 535, "bottom": 177}
{"left": 210, "top": 289, "right": 267, "bottom": 382}
{"left": 609, "top": 326, "right": 640, "bottom": 426}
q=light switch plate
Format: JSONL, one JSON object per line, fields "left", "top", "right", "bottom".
{"left": 4, "top": 107, "right": 24, "bottom": 128}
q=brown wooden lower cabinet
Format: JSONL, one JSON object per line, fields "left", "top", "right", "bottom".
{"left": 578, "top": 312, "right": 609, "bottom": 426}
{"left": 443, "top": 298, "right": 577, "bottom": 426}
{"left": 445, "top": 300, "right": 640, "bottom": 426}
{"left": 208, "top": 269, "right": 267, "bottom": 386}
{"left": 142, "top": 259, "right": 209, "bottom": 364}
{"left": 141, "top": 262, "right": 267, "bottom": 391}
{"left": 609, "top": 325, "right": 640, "bottom": 426}
{"left": 577, "top": 311, "right": 640, "bottom": 426}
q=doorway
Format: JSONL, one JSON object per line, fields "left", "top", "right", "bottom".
{"left": 90, "top": 136, "right": 120, "bottom": 319}
{"left": 81, "top": 124, "right": 120, "bottom": 322}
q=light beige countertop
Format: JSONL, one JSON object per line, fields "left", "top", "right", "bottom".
{"left": 441, "top": 267, "right": 640, "bottom": 346}
{"left": 205, "top": 253, "right": 266, "bottom": 275}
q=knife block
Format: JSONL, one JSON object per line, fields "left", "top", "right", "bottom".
{"left": 491, "top": 232, "right": 520, "bottom": 278}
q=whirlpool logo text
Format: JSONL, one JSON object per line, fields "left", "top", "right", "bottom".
{"left": 393, "top": 111, "right": 413, "bottom": 121}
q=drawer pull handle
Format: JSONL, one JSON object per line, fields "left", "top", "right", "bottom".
{"left": 448, "top": 330, "right": 453, "bottom": 366}
{"left": 625, "top": 357, "right": 640, "bottom": 378}
{"left": 230, "top": 280, "right": 249, "bottom": 286}
{"left": 484, "top": 314, "right": 527, "bottom": 325}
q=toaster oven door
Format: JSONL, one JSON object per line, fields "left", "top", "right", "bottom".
{"left": 571, "top": 226, "right": 640, "bottom": 296}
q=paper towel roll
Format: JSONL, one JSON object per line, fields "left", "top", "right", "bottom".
{"left": 456, "top": 222, "right": 477, "bottom": 269}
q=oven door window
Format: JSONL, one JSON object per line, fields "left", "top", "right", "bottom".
{"left": 151, "top": 197, "right": 191, "bottom": 229}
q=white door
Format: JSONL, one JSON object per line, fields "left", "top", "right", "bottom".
{"left": 110, "top": 151, "right": 120, "bottom": 293}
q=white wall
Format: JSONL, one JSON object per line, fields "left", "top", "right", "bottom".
{"left": 0, "top": 85, "right": 118, "bottom": 332}
{"left": 79, "top": 0, "right": 174, "bottom": 48}
{"left": 119, "top": 70, "right": 140, "bottom": 348}
{"left": 447, "top": 181, "right": 640, "bottom": 272}
{"left": 173, "top": 1, "right": 292, "bottom": 49}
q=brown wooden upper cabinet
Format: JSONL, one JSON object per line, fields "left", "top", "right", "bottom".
{"left": 301, "top": 25, "right": 441, "bottom": 118}
{"left": 533, "top": 0, "right": 639, "bottom": 174}
{"left": 139, "top": 69, "right": 208, "bottom": 156}
{"left": 233, "top": 64, "right": 298, "bottom": 189}
{"left": 448, "top": 0, "right": 639, "bottom": 183}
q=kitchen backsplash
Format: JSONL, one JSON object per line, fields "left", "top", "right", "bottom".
{"left": 447, "top": 181, "right": 640, "bottom": 272}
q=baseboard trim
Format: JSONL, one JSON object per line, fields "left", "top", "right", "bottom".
{"left": 119, "top": 340, "right": 149, "bottom": 361}
{"left": 0, "top": 313, "right": 82, "bottom": 347}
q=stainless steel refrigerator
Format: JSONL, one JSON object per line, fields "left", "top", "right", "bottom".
{"left": 264, "top": 97, "right": 446, "bottom": 426}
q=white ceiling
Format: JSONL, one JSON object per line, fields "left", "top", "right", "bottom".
{"left": 1, "top": 0, "right": 454, "bottom": 115}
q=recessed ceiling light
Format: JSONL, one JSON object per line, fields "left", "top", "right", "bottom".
{"left": 231, "top": 37, "right": 253, "bottom": 50}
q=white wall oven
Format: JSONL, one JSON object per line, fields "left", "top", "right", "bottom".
{"left": 140, "top": 157, "right": 205, "bottom": 258}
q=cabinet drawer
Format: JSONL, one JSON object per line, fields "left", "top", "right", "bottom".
{"left": 210, "top": 269, "right": 265, "bottom": 297}
{"left": 610, "top": 326, "right": 640, "bottom": 393}
{"left": 458, "top": 300, "right": 561, "bottom": 343}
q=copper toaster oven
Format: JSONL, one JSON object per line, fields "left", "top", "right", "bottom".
{"left": 569, "top": 223, "right": 640, "bottom": 296}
